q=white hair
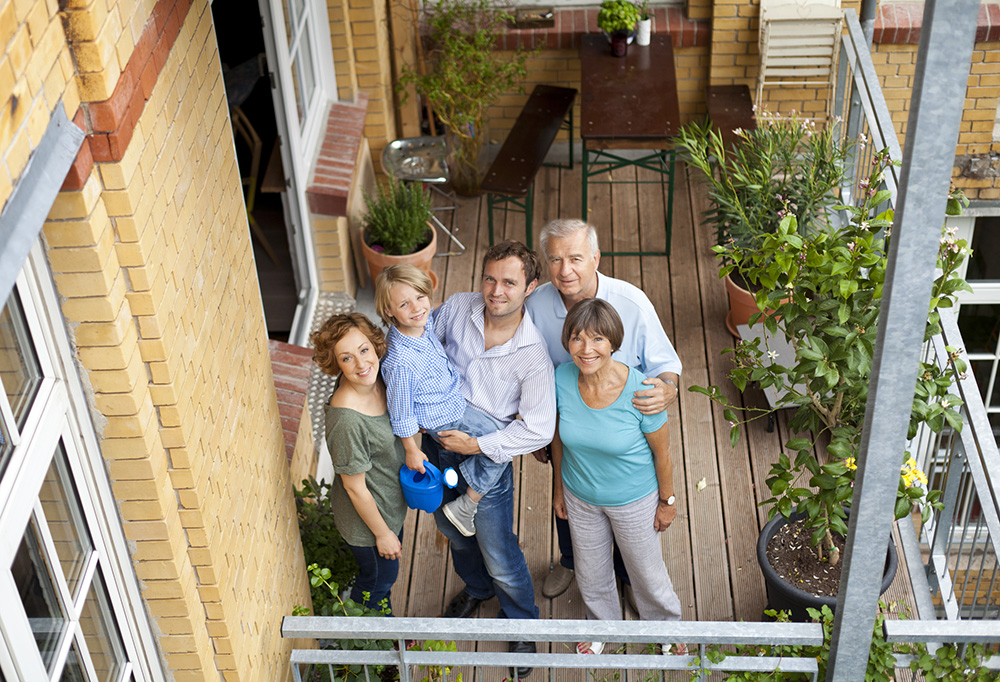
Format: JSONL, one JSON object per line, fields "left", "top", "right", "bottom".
{"left": 538, "top": 219, "right": 600, "bottom": 257}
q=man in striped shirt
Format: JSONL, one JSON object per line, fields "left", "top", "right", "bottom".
{"left": 423, "top": 240, "right": 556, "bottom": 677}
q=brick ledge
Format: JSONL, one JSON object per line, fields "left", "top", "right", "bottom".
{"left": 874, "top": 2, "right": 1000, "bottom": 44}
{"left": 490, "top": 7, "right": 708, "bottom": 50}
{"left": 306, "top": 94, "right": 369, "bottom": 217}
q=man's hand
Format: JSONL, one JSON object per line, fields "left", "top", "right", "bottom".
{"left": 436, "top": 430, "right": 481, "bottom": 455}
{"left": 632, "top": 375, "right": 678, "bottom": 415}
{"left": 531, "top": 447, "right": 550, "bottom": 464}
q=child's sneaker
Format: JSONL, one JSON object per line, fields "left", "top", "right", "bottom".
{"left": 442, "top": 495, "right": 478, "bottom": 537}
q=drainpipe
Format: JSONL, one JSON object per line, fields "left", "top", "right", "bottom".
{"left": 825, "top": 0, "right": 981, "bottom": 680}
{"left": 860, "top": 0, "right": 877, "bottom": 47}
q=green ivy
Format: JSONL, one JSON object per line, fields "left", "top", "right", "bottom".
{"left": 295, "top": 477, "right": 358, "bottom": 617}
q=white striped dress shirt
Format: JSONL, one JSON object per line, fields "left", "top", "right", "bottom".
{"left": 432, "top": 292, "right": 556, "bottom": 463}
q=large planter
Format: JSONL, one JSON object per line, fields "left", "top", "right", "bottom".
{"left": 724, "top": 273, "right": 758, "bottom": 337}
{"left": 757, "top": 509, "right": 898, "bottom": 622}
{"left": 445, "top": 122, "right": 490, "bottom": 196}
{"left": 360, "top": 224, "right": 438, "bottom": 289}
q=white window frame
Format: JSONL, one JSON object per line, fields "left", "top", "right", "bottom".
{"left": 0, "top": 243, "right": 165, "bottom": 682}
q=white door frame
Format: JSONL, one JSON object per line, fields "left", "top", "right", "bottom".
{"left": 256, "top": 0, "right": 339, "bottom": 344}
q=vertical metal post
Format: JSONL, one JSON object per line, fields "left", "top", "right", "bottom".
{"left": 826, "top": 0, "right": 981, "bottom": 679}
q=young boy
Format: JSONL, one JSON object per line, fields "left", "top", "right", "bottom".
{"left": 374, "top": 264, "right": 504, "bottom": 537}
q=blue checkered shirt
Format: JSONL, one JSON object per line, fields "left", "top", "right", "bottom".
{"left": 381, "top": 314, "right": 466, "bottom": 438}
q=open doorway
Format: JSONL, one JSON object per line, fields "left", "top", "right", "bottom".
{"left": 211, "top": 0, "right": 298, "bottom": 341}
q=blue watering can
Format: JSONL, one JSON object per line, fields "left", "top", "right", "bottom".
{"left": 399, "top": 462, "right": 458, "bottom": 513}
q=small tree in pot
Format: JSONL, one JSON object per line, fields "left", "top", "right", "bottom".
{"left": 398, "top": 0, "right": 537, "bottom": 196}
{"left": 691, "top": 149, "right": 972, "bottom": 613}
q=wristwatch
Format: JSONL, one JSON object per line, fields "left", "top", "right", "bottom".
{"left": 660, "top": 495, "right": 676, "bottom": 506}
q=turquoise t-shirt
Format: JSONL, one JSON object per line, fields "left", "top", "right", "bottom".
{"left": 556, "top": 362, "right": 669, "bottom": 507}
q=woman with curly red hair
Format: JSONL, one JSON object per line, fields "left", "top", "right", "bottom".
{"left": 311, "top": 312, "right": 407, "bottom": 613}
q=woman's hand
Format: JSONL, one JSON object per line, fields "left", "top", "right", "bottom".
{"left": 553, "top": 485, "right": 567, "bottom": 520}
{"left": 376, "top": 531, "right": 402, "bottom": 560}
{"left": 654, "top": 499, "right": 676, "bottom": 531}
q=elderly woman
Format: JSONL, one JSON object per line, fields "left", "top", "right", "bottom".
{"left": 551, "top": 298, "right": 683, "bottom": 654}
{"left": 312, "top": 312, "right": 407, "bottom": 613}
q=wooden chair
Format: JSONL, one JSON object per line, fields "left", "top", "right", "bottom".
{"left": 231, "top": 105, "right": 280, "bottom": 265}
{"left": 756, "top": 0, "right": 842, "bottom": 120}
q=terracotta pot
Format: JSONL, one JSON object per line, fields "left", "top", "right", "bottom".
{"left": 361, "top": 223, "right": 438, "bottom": 290}
{"left": 756, "top": 508, "right": 898, "bottom": 622}
{"left": 724, "top": 273, "right": 759, "bottom": 337}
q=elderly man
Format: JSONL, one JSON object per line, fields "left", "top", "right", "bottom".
{"left": 424, "top": 240, "right": 555, "bottom": 679}
{"left": 525, "top": 218, "right": 683, "bottom": 600}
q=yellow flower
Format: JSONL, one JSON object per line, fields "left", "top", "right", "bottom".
{"left": 900, "top": 458, "right": 928, "bottom": 488}
{"left": 843, "top": 457, "right": 857, "bottom": 470}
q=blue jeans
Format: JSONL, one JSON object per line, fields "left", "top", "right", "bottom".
{"left": 425, "top": 403, "right": 505, "bottom": 497}
{"left": 423, "top": 436, "right": 539, "bottom": 621}
{"left": 346, "top": 531, "right": 403, "bottom": 615}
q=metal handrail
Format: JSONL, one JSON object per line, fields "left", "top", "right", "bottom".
{"left": 283, "top": 617, "right": 825, "bottom": 682}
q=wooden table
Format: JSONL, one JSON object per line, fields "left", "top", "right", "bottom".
{"left": 580, "top": 33, "right": 681, "bottom": 255}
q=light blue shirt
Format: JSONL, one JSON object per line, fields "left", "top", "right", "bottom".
{"left": 432, "top": 293, "right": 556, "bottom": 463}
{"left": 556, "top": 363, "right": 668, "bottom": 506}
{"left": 382, "top": 315, "right": 466, "bottom": 438}
{"left": 524, "top": 273, "right": 682, "bottom": 377}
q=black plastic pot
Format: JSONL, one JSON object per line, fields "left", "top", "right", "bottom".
{"left": 756, "top": 509, "right": 898, "bottom": 622}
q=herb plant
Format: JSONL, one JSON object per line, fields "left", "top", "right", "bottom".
{"left": 361, "top": 180, "right": 433, "bottom": 256}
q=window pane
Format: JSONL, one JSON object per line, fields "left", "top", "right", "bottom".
{"left": 0, "top": 288, "right": 43, "bottom": 424}
{"left": 294, "top": 29, "right": 316, "bottom": 132}
{"left": 79, "top": 571, "right": 127, "bottom": 682}
{"left": 40, "top": 443, "right": 94, "bottom": 599}
{"left": 957, "top": 304, "right": 1000, "bottom": 355}
{"left": 13, "top": 518, "right": 68, "bottom": 672}
{"left": 967, "top": 217, "right": 1000, "bottom": 281}
{"left": 60, "top": 642, "right": 87, "bottom": 682}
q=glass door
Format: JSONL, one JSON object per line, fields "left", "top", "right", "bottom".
{"left": 256, "top": 0, "right": 338, "bottom": 343}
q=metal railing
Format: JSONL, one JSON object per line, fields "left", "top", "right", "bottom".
{"left": 282, "top": 618, "right": 825, "bottom": 682}
{"left": 834, "top": 6, "right": 1000, "bottom": 656}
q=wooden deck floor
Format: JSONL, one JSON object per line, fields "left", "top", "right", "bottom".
{"left": 386, "top": 160, "right": 917, "bottom": 668}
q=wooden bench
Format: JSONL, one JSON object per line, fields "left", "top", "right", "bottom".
{"left": 482, "top": 84, "right": 577, "bottom": 249}
{"left": 706, "top": 84, "right": 757, "bottom": 150}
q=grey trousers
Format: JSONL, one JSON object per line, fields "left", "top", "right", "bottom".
{"left": 564, "top": 487, "right": 683, "bottom": 622}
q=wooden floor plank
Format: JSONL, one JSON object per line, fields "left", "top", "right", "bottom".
{"left": 669, "top": 163, "right": 734, "bottom": 623}
{"left": 687, "top": 167, "right": 768, "bottom": 622}
{"left": 611, "top": 165, "right": 642, "bottom": 289}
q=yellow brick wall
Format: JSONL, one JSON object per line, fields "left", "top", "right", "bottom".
{"left": 38, "top": 0, "right": 312, "bottom": 680}
{"left": 327, "top": 0, "right": 357, "bottom": 101}
{"left": 871, "top": 40, "right": 1000, "bottom": 200}
{"left": 0, "top": 0, "right": 80, "bottom": 205}
{"left": 289, "top": 404, "right": 316, "bottom": 492}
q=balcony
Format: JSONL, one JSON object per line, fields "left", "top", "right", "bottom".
{"left": 284, "top": 6, "right": 999, "bottom": 680}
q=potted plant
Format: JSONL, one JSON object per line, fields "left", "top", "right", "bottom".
{"left": 635, "top": 0, "right": 652, "bottom": 46}
{"left": 359, "top": 180, "right": 438, "bottom": 287}
{"left": 676, "top": 112, "right": 851, "bottom": 337}
{"left": 691, "top": 149, "right": 973, "bottom": 620}
{"left": 597, "top": 0, "right": 642, "bottom": 55}
{"left": 398, "top": 0, "right": 536, "bottom": 196}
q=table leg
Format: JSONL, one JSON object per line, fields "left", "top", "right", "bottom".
{"left": 581, "top": 142, "right": 589, "bottom": 221}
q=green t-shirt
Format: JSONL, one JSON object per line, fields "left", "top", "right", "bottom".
{"left": 326, "top": 406, "right": 407, "bottom": 546}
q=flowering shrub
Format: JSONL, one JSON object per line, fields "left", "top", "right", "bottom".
{"left": 676, "top": 111, "right": 852, "bottom": 264}
{"left": 691, "top": 148, "right": 972, "bottom": 566}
